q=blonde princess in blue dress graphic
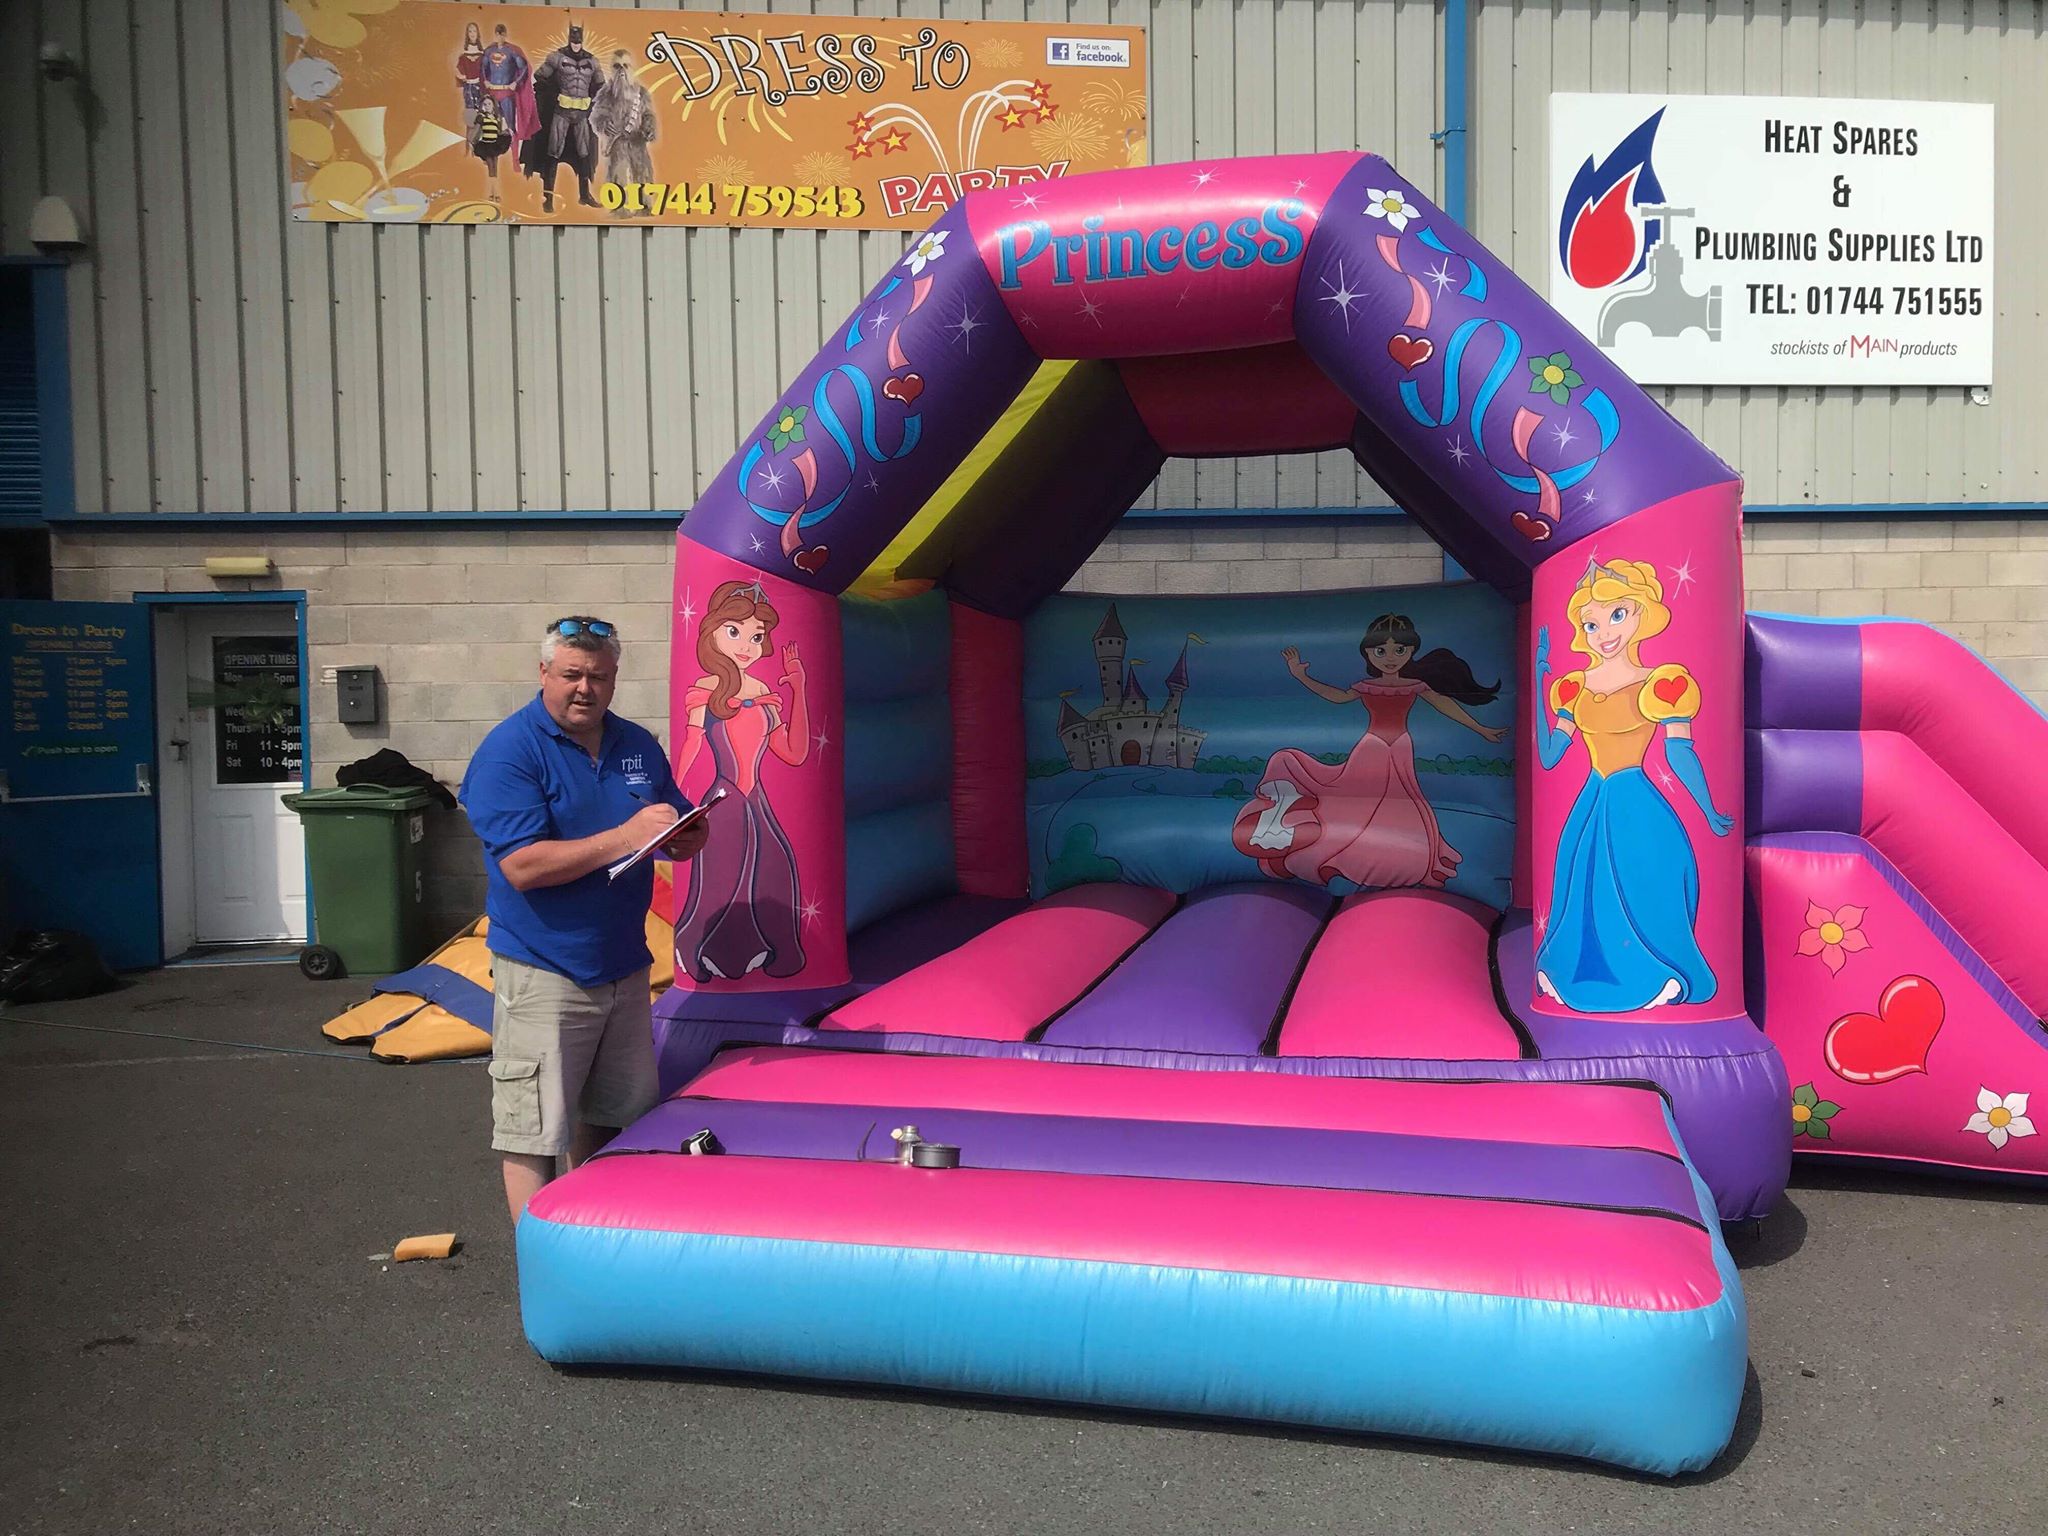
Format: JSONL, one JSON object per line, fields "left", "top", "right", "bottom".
{"left": 1534, "top": 559, "right": 1733, "bottom": 1012}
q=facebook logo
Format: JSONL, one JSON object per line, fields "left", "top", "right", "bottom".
{"left": 1045, "top": 37, "right": 1132, "bottom": 68}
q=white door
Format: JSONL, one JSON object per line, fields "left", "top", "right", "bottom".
{"left": 185, "top": 614, "right": 307, "bottom": 944}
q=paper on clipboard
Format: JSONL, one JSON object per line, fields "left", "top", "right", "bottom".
{"left": 606, "top": 788, "right": 726, "bottom": 883}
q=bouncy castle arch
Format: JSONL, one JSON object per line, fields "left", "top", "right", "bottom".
{"left": 680, "top": 152, "right": 1738, "bottom": 607}
{"left": 671, "top": 150, "right": 1748, "bottom": 1044}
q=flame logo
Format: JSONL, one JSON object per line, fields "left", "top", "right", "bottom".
{"left": 1558, "top": 108, "right": 1667, "bottom": 290}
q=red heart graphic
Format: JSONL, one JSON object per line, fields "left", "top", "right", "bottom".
{"left": 1824, "top": 974, "right": 1945, "bottom": 1085}
{"left": 1387, "top": 334, "right": 1433, "bottom": 371}
{"left": 883, "top": 373, "right": 924, "bottom": 405}
{"left": 1653, "top": 675, "right": 1689, "bottom": 704}
{"left": 1555, "top": 678, "right": 1581, "bottom": 705}
{"left": 792, "top": 545, "right": 829, "bottom": 575}
{"left": 1511, "top": 510, "right": 1551, "bottom": 542}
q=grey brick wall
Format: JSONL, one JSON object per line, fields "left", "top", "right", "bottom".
{"left": 1740, "top": 520, "right": 2048, "bottom": 698}
{"left": 51, "top": 526, "right": 678, "bottom": 942}
{"left": 49, "top": 514, "right": 2048, "bottom": 945}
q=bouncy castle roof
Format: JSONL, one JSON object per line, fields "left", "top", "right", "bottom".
{"left": 678, "top": 153, "right": 1735, "bottom": 613}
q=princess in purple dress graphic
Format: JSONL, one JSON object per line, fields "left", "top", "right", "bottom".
{"left": 1233, "top": 613, "right": 1506, "bottom": 889}
{"left": 673, "top": 581, "right": 810, "bottom": 980}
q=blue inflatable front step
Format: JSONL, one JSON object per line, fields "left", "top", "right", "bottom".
{"left": 518, "top": 1054, "right": 1747, "bottom": 1475}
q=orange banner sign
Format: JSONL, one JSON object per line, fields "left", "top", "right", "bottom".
{"left": 282, "top": 2, "right": 1148, "bottom": 229}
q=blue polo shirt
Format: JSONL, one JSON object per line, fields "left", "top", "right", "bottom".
{"left": 459, "top": 694, "right": 690, "bottom": 988}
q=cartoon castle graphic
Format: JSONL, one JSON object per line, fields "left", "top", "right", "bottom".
{"left": 1057, "top": 604, "right": 1206, "bottom": 770}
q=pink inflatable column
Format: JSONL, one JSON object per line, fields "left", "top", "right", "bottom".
{"left": 1526, "top": 484, "right": 1745, "bottom": 1023}
{"left": 667, "top": 532, "right": 848, "bottom": 993}
{"left": 949, "top": 602, "right": 1027, "bottom": 899}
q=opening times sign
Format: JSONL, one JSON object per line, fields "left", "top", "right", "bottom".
{"left": 1548, "top": 94, "right": 1994, "bottom": 386}
{"left": 3, "top": 608, "right": 142, "bottom": 801}
{"left": 8, "top": 620, "right": 132, "bottom": 757}
{"left": 211, "top": 637, "right": 304, "bottom": 787}
{"left": 281, "top": 3, "right": 1146, "bottom": 230}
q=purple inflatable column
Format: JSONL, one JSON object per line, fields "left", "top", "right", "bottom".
{"left": 676, "top": 200, "right": 1039, "bottom": 599}
{"left": 1294, "top": 154, "right": 1735, "bottom": 588}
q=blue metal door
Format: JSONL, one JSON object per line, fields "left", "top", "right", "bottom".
{"left": 2, "top": 599, "right": 162, "bottom": 970}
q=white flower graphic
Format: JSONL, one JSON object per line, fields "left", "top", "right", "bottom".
{"left": 902, "top": 228, "right": 949, "bottom": 275}
{"left": 1363, "top": 187, "right": 1419, "bottom": 233}
{"left": 1964, "top": 1087, "right": 2035, "bottom": 1150}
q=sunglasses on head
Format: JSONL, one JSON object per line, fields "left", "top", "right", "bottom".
{"left": 550, "top": 617, "right": 616, "bottom": 639}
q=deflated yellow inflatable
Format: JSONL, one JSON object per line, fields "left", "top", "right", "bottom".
{"left": 321, "top": 866, "right": 679, "bottom": 1062}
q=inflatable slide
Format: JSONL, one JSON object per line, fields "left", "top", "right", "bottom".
{"left": 513, "top": 152, "right": 2043, "bottom": 1473}
{"left": 1748, "top": 615, "right": 2048, "bottom": 1180}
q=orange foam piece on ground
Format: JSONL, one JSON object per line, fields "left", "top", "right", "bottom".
{"left": 392, "top": 1233, "right": 457, "bottom": 1262}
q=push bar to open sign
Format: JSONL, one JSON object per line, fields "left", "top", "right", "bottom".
{"left": 0, "top": 764, "right": 152, "bottom": 802}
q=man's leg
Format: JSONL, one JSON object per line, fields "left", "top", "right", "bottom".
{"left": 489, "top": 957, "right": 604, "bottom": 1223}
{"left": 502, "top": 1152, "right": 553, "bottom": 1224}
{"left": 565, "top": 1121, "right": 617, "bottom": 1169}
{"left": 577, "top": 970, "right": 658, "bottom": 1163}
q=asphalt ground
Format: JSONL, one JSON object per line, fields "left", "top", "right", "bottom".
{"left": 1, "top": 962, "right": 2042, "bottom": 1536}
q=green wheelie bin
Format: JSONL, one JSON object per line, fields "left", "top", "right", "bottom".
{"left": 282, "top": 784, "right": 437, "bottom": 980}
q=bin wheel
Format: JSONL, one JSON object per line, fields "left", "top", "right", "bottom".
{"left": 299, "top": 945, "right": 345, "bottom": 981}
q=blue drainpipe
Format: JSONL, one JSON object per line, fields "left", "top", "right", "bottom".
{"left": 1437, "top": 0, "right": 1472, "bottom": 580}
{"left": 1437, "top": 0, "right": 1471, "bottom": 225}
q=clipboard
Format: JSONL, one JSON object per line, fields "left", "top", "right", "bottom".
{"left": 606, "top": 788, "right": 726, "bottom": 883}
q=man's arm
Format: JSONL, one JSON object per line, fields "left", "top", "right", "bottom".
{"left": 463, "top": 741, "right": 680, "bottom": 893}
{"left": 497, "top": 803, "right": 680, "bottom": 891}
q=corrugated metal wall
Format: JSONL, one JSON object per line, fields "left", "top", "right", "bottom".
{"left": 2, "top": 0, "right": 2040, "bottom": 516}
{"left": 1472, "top": 0, "right": 2044, "bottom": 508}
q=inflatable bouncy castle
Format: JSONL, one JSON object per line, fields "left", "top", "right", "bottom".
{"left": 514, "top": 154, "right": 2048, "bottom": 1475}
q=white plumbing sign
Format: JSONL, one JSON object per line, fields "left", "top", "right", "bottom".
{"left": 1547, "top": 94, "right": 1994, "bottom": 387}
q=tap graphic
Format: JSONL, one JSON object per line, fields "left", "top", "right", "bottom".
{"left": 1597, "top": 205, "right": 1722, "bottom": 345}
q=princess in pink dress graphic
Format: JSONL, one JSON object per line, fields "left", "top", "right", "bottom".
{"left": 1232, "top": 613, "right": 1507, "bottom": 889}
{"left": 673, "top": 580, "right": 810, "bottom": 980}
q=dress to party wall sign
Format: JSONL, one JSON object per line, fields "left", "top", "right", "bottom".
{"left": 1548, "top": 94, "right": 1994, "bottom": 386}
{"left": 280, "top": 2, "right": 1146, "bottom": 230}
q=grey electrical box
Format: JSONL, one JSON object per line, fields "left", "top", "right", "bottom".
{"left": 336, "top": 665, "right": 380, "bottom": 725}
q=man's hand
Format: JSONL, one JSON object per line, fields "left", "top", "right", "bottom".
{"left": 662, "top": 815, "right": 711, "bottom": 860}
{"left": 621, "top": 802, "right": 680, "bottom": 855}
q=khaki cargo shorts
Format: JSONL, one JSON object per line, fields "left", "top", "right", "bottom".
{"left": 487, "top": 956, "right": 658, "bottom": 1158}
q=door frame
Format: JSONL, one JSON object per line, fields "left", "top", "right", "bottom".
{"left": 134, "top": 590, "right": 313, "bottom": 959}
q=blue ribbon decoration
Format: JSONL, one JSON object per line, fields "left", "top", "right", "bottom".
{"left": 846, "top": 276, "right": 904, "bottom": 351}
{"left": 1417, "top": 226, "right": 1487, "bottom": 300}
{"left": 1399, "top": 318, "right": 1618, "bottom": 494}
{"left": 738, "top": 362, "right": 922, "bottom": 533}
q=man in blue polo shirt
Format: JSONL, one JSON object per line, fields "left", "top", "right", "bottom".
{"left": 460, "top": 615, "right": 709, "bottom": 1223}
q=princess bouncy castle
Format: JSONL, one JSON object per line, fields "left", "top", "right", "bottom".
{"left": 513, "top": 155, "right": 2048, "bottom": 1475}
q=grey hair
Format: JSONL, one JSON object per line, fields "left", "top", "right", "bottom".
{"left": 540, "top": 622, "right": 622, "bottom": 668}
